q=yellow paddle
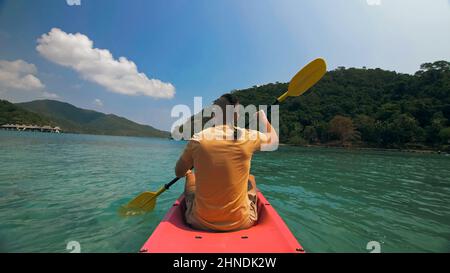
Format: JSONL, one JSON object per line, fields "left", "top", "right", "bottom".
{"left": 119, "top": 58, "right": 327, "bottom": 216}
{"left": 119, "top": 175, "right": 186, "bottom": 216}
{"left": 275, "top": 58, "right": 327, "bottom": 104}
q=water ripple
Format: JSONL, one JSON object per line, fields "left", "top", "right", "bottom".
{"left": 1, "top": 131, "right": 449, "bottom": 252}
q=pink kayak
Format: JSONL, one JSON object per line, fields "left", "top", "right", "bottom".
{"left": 140, "top": 191, "right": 305, "bottom": 253}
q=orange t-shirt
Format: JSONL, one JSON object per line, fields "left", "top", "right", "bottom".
{"left": 175, "top": 125, "right": 269, "bottom": 231}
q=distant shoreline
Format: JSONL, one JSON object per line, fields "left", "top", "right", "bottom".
{"left": 0, "top": 128, "right": 171, "bottom": 140}
{"left": 282, "top": 143, "right": 448, "bottom": 155}
{"left": 1, "top": 129, "right": 448, "bottom": 155}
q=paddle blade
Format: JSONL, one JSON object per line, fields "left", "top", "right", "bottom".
{"left": 278, "top": 58, "right": 327, "bottom": 102}
{"left": 118, "top": 191, "right": 158, "bottom": 216}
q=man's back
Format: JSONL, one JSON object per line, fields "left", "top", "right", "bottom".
{"left": 175, "top": 125, "right": 266, "bottom": 231}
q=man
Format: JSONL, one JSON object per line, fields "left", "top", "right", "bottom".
{"left": 175, "top": 93, "right": 279, "bottom": 231}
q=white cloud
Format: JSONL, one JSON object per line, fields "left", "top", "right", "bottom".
{"left": 0, "top": 60, "right": 45, "bottom": 90}
{"left": 0, "top": 59, "right": 59, "bottom": 102}
{"left": 36, "top": 28, "right": 175, "bottom": 99}
{"left": 93, "top": 98, "right": 103, "bottom": 107}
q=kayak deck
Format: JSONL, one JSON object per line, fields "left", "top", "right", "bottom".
{"left": 140, "top": 191, "right": 305, "bottom": 253}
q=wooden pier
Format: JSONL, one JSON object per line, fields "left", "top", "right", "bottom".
{"left": 0, "top": 124, "right": 62, "bottom": 133}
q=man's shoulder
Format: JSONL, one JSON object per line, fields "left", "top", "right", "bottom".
{"left": 191, "top": 127, "right": 215, "bottom": 141}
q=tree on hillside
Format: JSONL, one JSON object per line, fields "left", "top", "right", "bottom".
{"left": 354, "top": 115, "right": 377, "bottom": 143}
{"left": 328, "top": 115, "right": 360, "bottom": 146}
{"left": 417, "top": 61, "right": 450, "bottom": 74}
{"left": 287, "top": 122, "right": 305, "bottom": 145}
{"left": 439, "top": 127, "right": 450, "bottom": 144}
{"left": 303, "top": 126, "right": 318, "bottom": 143}
{"left": 381, "top": 114, "right": 424, "bottom": 146}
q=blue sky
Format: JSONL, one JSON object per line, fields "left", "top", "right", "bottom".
{"left": 0, "top": 0, "right": 449, "bottom": 130}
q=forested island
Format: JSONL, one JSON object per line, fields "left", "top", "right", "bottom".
{"left": 181, "top": 60, "right": 450, "bottom": 152}
{"left": 236, "top": 60, "right": 450, "bottom": 151}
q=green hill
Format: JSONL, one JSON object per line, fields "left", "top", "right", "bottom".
{"left": 0, "top": 100, "right": 54, "bottom": 126}
{"left": 11, "top": 100, "right": 169, "bottom": 138}
{"left": 235, "top": 60, "right": 450, "bottom": 150}
{"left": 180, "top": 60, "right": 450, "bottom": 150}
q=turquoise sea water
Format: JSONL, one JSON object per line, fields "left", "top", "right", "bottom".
{"left": 0, "top": 131, "right": 449, "bottom": 253}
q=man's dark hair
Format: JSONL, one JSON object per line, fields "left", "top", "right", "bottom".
{"left": 213, "top": 93, "right": 240, "bottom": 140}
{"left": 219, "top": 93, "right": 239, "bottom": 106}
{"left": 214, "top": 93, "right": 239, "bottom": 109}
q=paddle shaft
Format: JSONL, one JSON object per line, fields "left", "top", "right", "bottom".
{"left": 163, "top": 166, "right": 194, "bottom": 191}
{"left": 164, "top": 176, "right": 183, "bottom": 190}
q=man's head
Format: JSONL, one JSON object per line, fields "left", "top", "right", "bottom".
{"left": 213, "top": 93, "right": 239, "bottom": 125}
